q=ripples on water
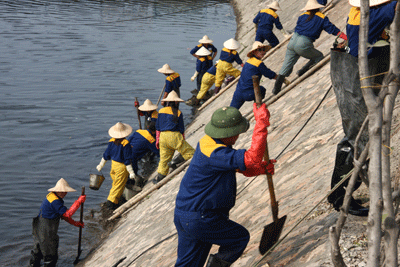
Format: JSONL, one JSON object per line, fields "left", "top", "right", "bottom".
{"left": 0, "top": 0, "right": 235, "bottom": 265}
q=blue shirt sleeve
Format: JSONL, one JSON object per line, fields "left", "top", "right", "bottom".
{"left": 323, "top": 16, "right": 340, "bottom": 36}
{"left": 260, "top": 62, "right": 276, "bottom": 79}
{"left": 234, "top": 53, "right": 243, "bottom": 65}
{"left": 253, "top": 12, "right": 261, "bottom": 24}
{"left": 275, "top": 16, "right": 283, "bottom": 30}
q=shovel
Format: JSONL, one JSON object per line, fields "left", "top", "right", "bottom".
{"left": 73, "top": 186, "right": 85, "bottom": 264}
{"left": 252, "top": 75, "right": 287, "bottom": 255}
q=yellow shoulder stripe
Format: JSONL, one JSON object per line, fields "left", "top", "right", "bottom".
{"left": 347, "top": 7, "right": 360, "bottom": 26}
{"left": 167, "top": 73, "right": 180, "bottom": 82}
{"left": 47, "top": 192, "right": 59, "bottom": 203}
{"left": 222, "top": 47, "right": 237, "bottom": 54}
{"left": 315, "top": 12, "right": 325, "bottom": 19}
{"left": 121, "top": 139, "right": 129, "bottom": 147}
{"left": 151, "top": 110, "right": 158, "bottom": 119}
{"left": 137, "top": 129, "right": 155, "bottom": 143}
{"left": 247, "top": 57, "right": 262, "bottom": 67}
{"left": 159, "top": 106, "right": 182, "bottom": 116}
{"left": 199, "top": 135, "right": 226, "bottom": 157}
{"left": 261, "top": 8, "right": 278, "bottom": 18}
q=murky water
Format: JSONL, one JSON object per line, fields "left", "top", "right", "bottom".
{"left": 0, "top": 0, "right": 235, "bottom": 265}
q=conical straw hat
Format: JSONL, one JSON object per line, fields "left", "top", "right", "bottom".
{"left": 268, "top": 1, "right": 282, "bottom": 10}
{"left": 157, "top": 64, "right": 175, "bottom": 74}
{"left": 48, "top": 178, "right": 76, "bottom": 192}
{"left": 247, "top": 41, "right": 272, "bottom": 58}
{"left": 108, "top": 122, "right": 133, "bottom": 138}
{"left": 198, "top": 35, "right": 213, "bottom": 44}
{"left": 139, "top": 99, "right": 158, "bottom": 111}
{"left": 223, "top": 38, "right": 241, "bottom": 50}
{"left": 349, "top": 0, "right": 390, "bottom": 7}
{"left": 195, "top": 46, "right": 212, "bottom": 56}
{"left": 163, "top": 91, "right": 184, "bottom": 102}
{"left": 300, "top": 0, "right": 325, "bottom": 11}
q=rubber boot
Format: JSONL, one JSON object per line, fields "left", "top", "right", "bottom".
{"left": 106, "top": 200, "right": 117, "bottom": 210}
{"left": 43, "top": 255, "right": 57, "bottom": 267}
{"left": 153, "top": 173, "right": 166, "bottom": 184}
{"left": 135, "top": 174, "right": 145, "bottom": 189}
{"left": 272, "top": 75, "right": 285, "bottom": 95}
{"left": 29, "top": 249, "right": 42, "bottom": 267}
{"left": 206, "top": 254, "right": 231, "bottom": 267}
{"left": 168, "top": 154, "right": 185, "bottom": 171}
{"left": 214, "top": 87, "right": 221, "bottom": 95}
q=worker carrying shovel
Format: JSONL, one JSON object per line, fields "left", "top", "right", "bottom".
{"left": 173, "top": 104, "right": 275, "bottom": 267}
{"left": 30, "top": 178, "right": 86, "bottom": 267}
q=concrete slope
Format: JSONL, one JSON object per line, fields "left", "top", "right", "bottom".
{"left": 79, "top": 0, "right": 400, "bottom": 266}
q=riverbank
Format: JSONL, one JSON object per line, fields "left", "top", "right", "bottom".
{"left": 78, "top": 0, "right": 400, "bottom": 266}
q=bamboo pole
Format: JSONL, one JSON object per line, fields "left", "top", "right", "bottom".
{"left": 108, "top": 159, "right": 192, "bottom": 221}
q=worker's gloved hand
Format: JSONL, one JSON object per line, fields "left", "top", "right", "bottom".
{"left": 134, "top": 101, "right": 140, "bottom": 107}
{"left": 244, "top": 103, "right": 270, "bottom": 169}
{"left": 239, "top": 159, "right": 276, "bottom": 177}
{"left": 96, "top": 158, "right": 106, "bottom": 172}
{"left": 156, "top": 131, "right": 160, "bottom": 149}
{"left": 63, "top": 196, "right": 86, "bottom": 218}
{"left": 190, "top": 71, "right": 199, "bottom": 82}
{"left": 126, "top": 164, "right": 135, "bottom": 179}
{"left": 281, "top": 29, "right": 291, "bottom": 39}
{"left": 283, "top": 78, "right": 291, "bottom": 86}
{"left": 63, "top": 216, "right": 84, "bottom": 228}
{"left": 337, "top": 32, "right": 347, "bottom": 41}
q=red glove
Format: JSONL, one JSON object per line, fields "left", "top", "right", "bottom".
{"left": 239, "top": 159, "right": 276, "bottom": 177}
{"left": 337, "top": 32, "right": 347, "bottom": 41}
{"left": 63, "top": 195, "right": 86, "bottom": 218}
{"left": 182, "top": 133, "right": 185, "bottom": 140}
{"left": 134, "top": 101, "right": 140, "bottom": 107}
{"left": 156, "top": 131, "right": 160, "bottom": 149}
{"left": 244, "top": 103, "right": 270, "bottom": 169}
{"left": 139, "top": 111, "right": 144, "bottom": 116}
{"left": 63, "top": 216, "right": 84, "bottom": 228}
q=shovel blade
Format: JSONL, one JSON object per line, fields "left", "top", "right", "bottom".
{"left": 259, "top": 215, "right": 287, "bottom": 255}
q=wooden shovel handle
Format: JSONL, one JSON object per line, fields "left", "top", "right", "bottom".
{"left": 135, "top": 97, "right": 142, "bottom": 130}
{"left": 252, "top": 75, "right": 279, "bottom": 222}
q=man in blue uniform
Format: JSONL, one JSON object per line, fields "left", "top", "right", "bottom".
{"left": 30, "top": 178, "right": 86, "bottom": 267}
{"left": 174, "top": 104, "right": 275, "bottom": 267}
{"left": 158, "top": 64, "right": 182, "bottom": 106}
{"left": 253, "top": 1, "right": 290, "bottom": 47}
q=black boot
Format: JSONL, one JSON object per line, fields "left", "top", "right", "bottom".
{"left": 105, "top": 200, "right": 117, "bottom": 210}
{"left": 333, "top": 196, "right": 369, "bottom": 217}
{"left": 168, "top": 154, "right": 185, "bottom": 171}
{"left": 29, "top": 248, "right": 42, "bottom": 267}
{"left": 297, "top": 61, "right": 315, "bottom": 76}
{"left": 214, "top": 87, "right": 221, "bottom": 95}
{"left": 272, "top": 75, "right": 285, "bottom": 95}
{"left": 206, "top": 254, "right": 231, "bottom": 267}
{"left": 153, "top": 173, "right": 166, "bottom": 184}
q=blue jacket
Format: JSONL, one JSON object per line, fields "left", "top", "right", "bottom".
{"left": 103, "top": 138, "right": 133, "bottom": 165}
{"left": 175, "top": 135, "right": 246, "bottom": 212}
{"left": 295, "top": 11, "right": 339, "bottom": 41}
{"left": 128, "top": 129, "right": 159, "bottom": 172}
{"left": 39, "top": 192, "right": 67, "bottom": 219}
{"left": 346, "top": 2, "right": 397, "bottom": 57}
{"left": 156, "top": 106, "right": 185, "bottom": 134}
{"left": 219, "top": 48, "right": 243, "bottom": 65}
{"left": 196, "top": 56, "right": 213, "bottom": 72}
{"left": 237, "top": 57, "right": 276, "bottom": 93}
{"left": 206, "top": 65, "right": 217, "bottom": 76}
{"left": 253, "top": 8, "right": 283, "bottom": 33}
{"left": 165, "top": 73, "right": 181, "bottom": 94}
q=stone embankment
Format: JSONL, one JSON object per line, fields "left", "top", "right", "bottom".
{"left": 78, "top": 0, "right": 400, "bottom": 266}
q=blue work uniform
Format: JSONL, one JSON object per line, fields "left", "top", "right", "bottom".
{"left": 190, "top": 43, "right": 217, "bottom": 58}
{"left": 156, "top": 106, "right": 185, "bottom": 134}
{"left": 195, "top": 56, "right": 214, "bottom": 91}
{"left": 218, "top": 48, "right": 243, "bottom": 65}
{"left": 206, "top": 65, "right": 217, "bottom": 76}
{"left": 279, "top": 11, "right": 340, "bottom": 76}
{"left": 317, "top": 0, "right": 327, "bottom": 5}
{"left": 128, "top": 129, "right": 159, "bottom": 174}
{"left": 165, "top": 73, "right": 181, "bottom": 96}
{"left": 231, "top": 57, "right": 276, "bottom": 109}
{"left": 142, "top": 110, "right": 158, "bottom": 124}
{"left": 346, "top": 2, "right": 397, "bottom": 58}
{"left": 103, "top": 138, "right": 133, "bottom": 165}
{"left": 253, "top": 8, "right": 283, "bottom": 47}
{"left": 215, "top": 48, "right": 243, "bottom": 88}
{"left": 39, "top": 192, "right": 67, "bottom": 219}
{"left": 174, "top": 135, "right": 249, "bottom": 266}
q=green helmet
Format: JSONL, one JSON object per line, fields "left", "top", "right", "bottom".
{"left": 205, "top": 106, "right": 249, "bottom": 139}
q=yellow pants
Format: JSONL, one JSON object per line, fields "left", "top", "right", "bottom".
{"left": 214, "top": 60, "right": 241, "bottom": 87}
{"left": 197, "top": 73, "right": 215, "bottom": 100}
{"left": 108, "top": 160, "right": 128, "bottom": 204}
{"left": 157, "top": 131, "right": 195, "bottom": 176}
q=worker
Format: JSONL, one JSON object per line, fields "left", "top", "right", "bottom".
{"left": 214, "top": 38, "right": 244, "bottom": 95}
{"left": 135, "top": 99, "right": 158, "bottom": 129}
{"left": 328, "top": 0, "right": 397, "bottom": 216}
{"left": 154, "top": 91, "right": 195, "bottom": 184}
{"left": 190, "top": 34, "right": 218, "bottom": 66}
{"left": 174, "top": 104, "right": 275, "bottom": 267}
{"left": 30, "top": 178, "right": 86, "bottom": 267}
{"left": 158, "top": 64, "right": 181, "bottom": 106}
{"left": 190, "top": 46, "right": 214, "bottom": 93}
{"left": 272, "top": 0, "right": 347, "bottom": 95}
{"left": 127, "top": 121, "right": 159, "bottom": 190}
{"left": 230, "top": 41, "right": 289, "bottom": 110}
{"left": 253, "top": 1, "right": 290, "bottom": 47}
{"left": 96, "top": 122, "right": 137, "bottom": 210}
